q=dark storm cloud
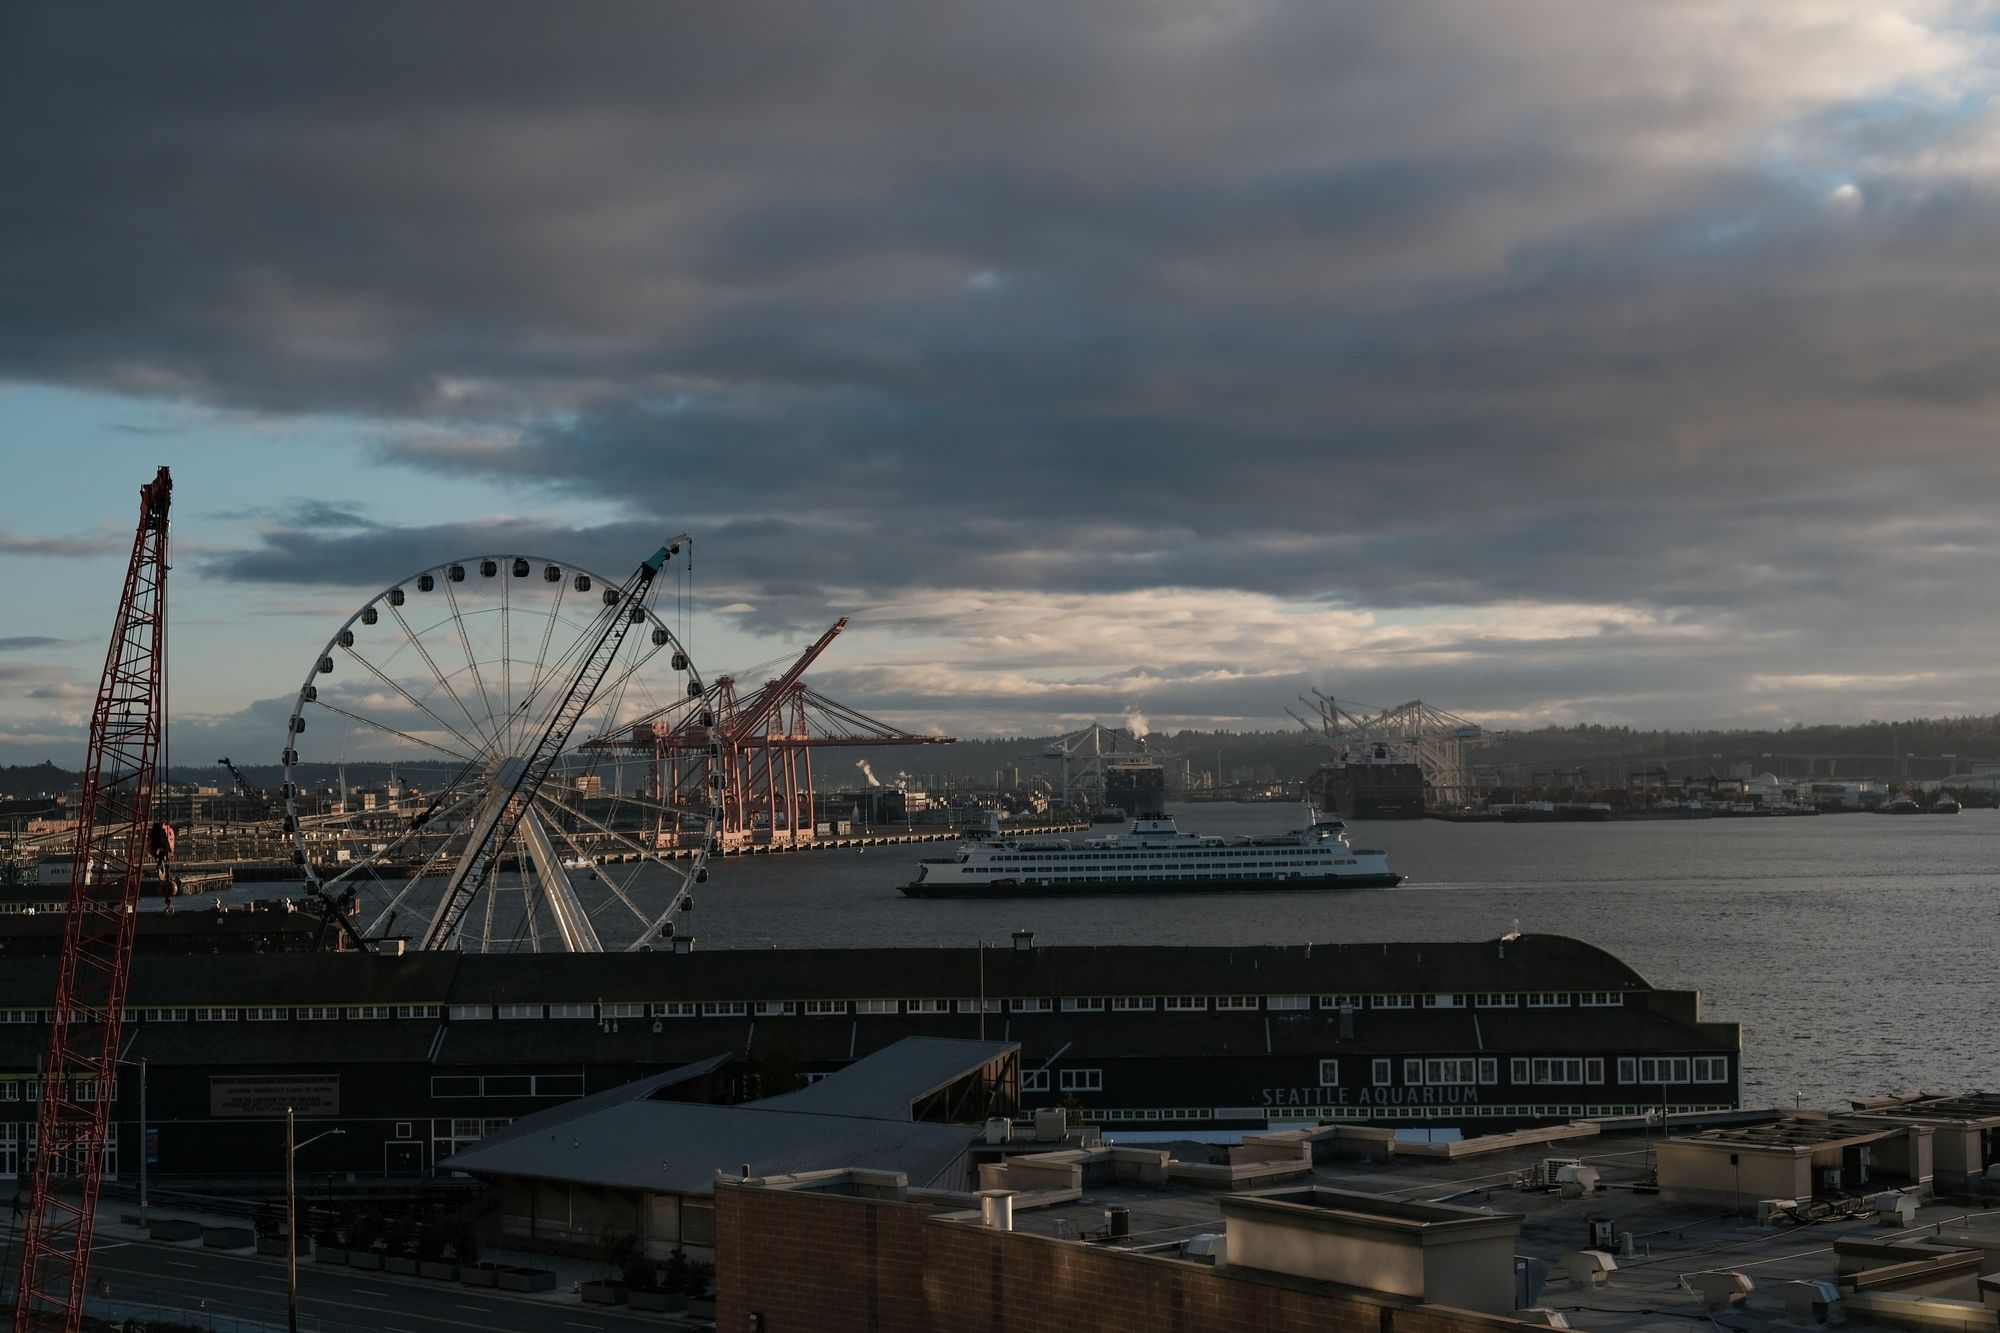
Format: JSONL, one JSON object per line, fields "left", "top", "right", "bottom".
{"left": 7, "top": 1, "right": 2000, "bottom": 728}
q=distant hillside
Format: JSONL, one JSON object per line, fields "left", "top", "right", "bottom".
{"left": 0, "top": 762, "right": 80, "bottom": 800}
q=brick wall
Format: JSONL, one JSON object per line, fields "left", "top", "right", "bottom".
{"left": 716, "top": 1184, "right": 1567, "bottom": 1333}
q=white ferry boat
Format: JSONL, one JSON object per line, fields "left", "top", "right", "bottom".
{"left": 900, "top": 809, "right": 1403, "bottom": 898}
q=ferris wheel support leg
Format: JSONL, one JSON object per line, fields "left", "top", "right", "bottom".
{"left": 520, "top": 807, "right": 602, "bottom": 952}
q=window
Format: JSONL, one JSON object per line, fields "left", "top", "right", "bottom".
{"left": 395, "top": 1004, "right": 441, "bottom": 1020}
{"left": 601, "top": 1003, "right": 643, "bottom": 1019}
{"left": 347, "top": 1006, "right": 389, "bottom": 1021}
{"left": 954, "top": 1000, "right": 1000, "bottom": 1015}
{"left": 1164, "top": 996, "right": 1206, "bottom": 1011}
{"left": 906, "top": 999, "right": 948, "bottom": 1015}
{"left": 653, "top": 1001, "right": 697, "bottom": 1018}
{"left": 754, "top": 1002, "right": 792, "bottom": 1017}
{"left": 1530, "top": 1058, "right": 1586, "bottom": 1085}
{"left": 1267, "top": 995, "right": 1310, "bottom": 1012}
{"left": 1021, "top": 1069, "right": 1050, "bottom": 1092}
{"left": 139, "top": 1008, "right": 184, "bottom": 1023}
{"left": 0, "top": 1084, "right": 15, "bottom": 1102}
{"left": 1579, "top": 991, "right": 1623, "bottom": 1007}
{"left": 193, "top": 1008, "right": 238, "bottom": 1022}
{"left": 394, "top": 1122, "right": 412, "bottom": 1139}
{"left": 447, "top": 1005, "right": 488, "bottom": 1021}
{"left": 1371, "top": 994, "right": 1414, "bottom": 1009}
{"left": 481, "top": 1117, "right": 512, "bottom": 1137}
{"left": 1318, "top": 1059, "right": 1340, "bottom": 1087}
{"left": 1511, "top": 1058, "right": 1530, "bottom": 1083}
{"left": 1372, "top": 1059, "right": 1392, "bottom": 1087}
{"left": 1061, "top": 997, "right": 1107, "bottom": 1012}
{"left": 481, "top": 1075, "right": 532, "bottom": 1097}
{"left": 1423, "top": 1058, "right": 1478, "bottom": 1086}
{"left": 497, "top": 1004, "right": 542, "bottom": 1020}
{"left": 1214, "top": 996, "right": 1257, "bottom": 1011}
{"left": 1638, "top": 1057, "right": 1692, "bottom": 1085}
{"left": 1478, "top": 1058, "right": 1498, "bottom": 1086}
{"left": 699, "top": 1001, "right": 747, "bottom": 1017}
{"left": 1617, "top": 1057, "right": 1637, "bottom": 1084}
{"left": 535, "top": 1074, "right": 585, "bottom": 1097}
{"left": 1058, "top": 1068, "right": 1102, "bottom": 1093}
{"left": 1110, "top": 997, "right": 1155, "bottom": 1011}
{"left": 299, "top": 1006, "right": 339, "bottom": 1021}
{"left": 430, "top": 1076, "right": 480, "bottom": 1098}
{"left": 1421, "top": 994, "right": 1464, "bottom": 1009}
{"left": 1474, "top": 993, "right": 1518, "bottom": 1008}
{"left": 1585, "top": 1058, "right": 1604, "bottom": 1084}
{"left": 1693, "top": 1056, "right": 1730, "bottom": 1084}
{"left": 1009, "top": 997, "right": 1051, "bottom": 1013}
{"left": 547, "top": 1004, "right": 592, "bottom": 1019}
{"left": 1404, "top": 1058, "right": 1424, "bottom": 1085}
{"left": 1319, "top": 994, "right": 1359, "bottom": 1010}
{"left": 244, "top": 1007, "right": 286, "bottom": 1022}
{"left": 855, "top": 999, "right": 899, "bottom": 1015}
{"left": 1526, "top": 992, "right": 1568, "bottom": 1008}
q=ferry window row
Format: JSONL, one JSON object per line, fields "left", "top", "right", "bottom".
{"left": 7, "top": 989, "right": 1634, "bottom": 1025}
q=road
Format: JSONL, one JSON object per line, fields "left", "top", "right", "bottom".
{"left": 71, "top": 1238, "right": 698, "bottom": 1333}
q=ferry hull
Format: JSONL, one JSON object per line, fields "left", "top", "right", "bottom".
{"left": 900, "top": 872, "right": 1405, "bottom": 898}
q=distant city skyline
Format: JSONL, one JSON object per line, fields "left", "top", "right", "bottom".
{"left": 8, "top": 4, "right": 2000, "bottom": 766}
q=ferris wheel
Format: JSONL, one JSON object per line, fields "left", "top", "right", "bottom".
{"left": 279, "top": 549, "right": 722, "bottom": 952}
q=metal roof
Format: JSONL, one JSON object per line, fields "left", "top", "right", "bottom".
{"left": 444, "top": 1098, "right": 976, "bottom": 1194}
{"left": 745, "top": 1037, "right": 1016, "bottom": 1120}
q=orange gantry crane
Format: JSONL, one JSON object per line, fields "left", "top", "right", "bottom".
{"left": 15, "top": 467, "right": 172, "bottom": 1333}
{"left": 584, "top": 617, "right": 953, "bottom": 849}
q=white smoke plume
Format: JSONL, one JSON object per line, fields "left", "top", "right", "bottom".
{"left": 855, "top": 759, "right": 881, "bottom": 787}
{"left": 1123, "top": 707, "right": 1151, "bottom": 740}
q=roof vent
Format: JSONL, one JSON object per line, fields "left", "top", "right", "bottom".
{"left": 1011, "top": 930, "right": 1035, "bottom": 953}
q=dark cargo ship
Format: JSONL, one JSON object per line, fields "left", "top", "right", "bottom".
{"left": 1311, "top": 745, "right": 1426, "bottom": 818}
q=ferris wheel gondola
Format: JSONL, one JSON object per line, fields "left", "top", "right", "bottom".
{"left": 280, "top": 550, "right": 722, "bottom": 952}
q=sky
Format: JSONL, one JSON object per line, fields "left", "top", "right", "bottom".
{"left": 5, "top": 2, "right": 2000, "bottom": 768}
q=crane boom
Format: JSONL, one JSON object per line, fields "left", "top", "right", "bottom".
{"left": 15, "top": 467, "right": 172, "bottom": 1333}
{"left": 419, "top": 539, "right": 685, "bottom": 950}
{"left": 724, "top": 617, "right": 847, "bottom": 740}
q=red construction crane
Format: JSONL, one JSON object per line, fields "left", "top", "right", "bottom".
{"left": 583, "top": 618, "right": 954, "bottom": 849}
{"left": 15, "top": 467, "right": 173, "bottom": 1333}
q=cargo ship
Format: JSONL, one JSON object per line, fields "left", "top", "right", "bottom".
{"left": 900, "top": 809, "right": 1402, "bottom": 897}
{"left": 1309, "top": 745, "right": 1426, "bottom": 819}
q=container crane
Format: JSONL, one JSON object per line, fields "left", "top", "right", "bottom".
{"left": 15, "top": 467, "right": 172, "bottom": 1333}
{"left": 216, "top": 755, "right": 262, "bottom": 798}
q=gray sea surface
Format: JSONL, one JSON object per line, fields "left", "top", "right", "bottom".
{"left": 671, "top": 801, "right": 1997, "bottom": 1109}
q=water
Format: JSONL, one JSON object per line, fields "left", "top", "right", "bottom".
{"left": 678, "top": 802, "right": 2000, "bottom": 1108}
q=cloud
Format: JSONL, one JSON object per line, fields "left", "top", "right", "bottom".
{"left": 0, "top": 637, "right": 65, "bottom": 651}
{"left": 0, "top": 531, "right": 121, "bottom": 558}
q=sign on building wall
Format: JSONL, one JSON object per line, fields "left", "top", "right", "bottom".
{"left": 209, "top": 1074, "right": 340, "bottom": 1117}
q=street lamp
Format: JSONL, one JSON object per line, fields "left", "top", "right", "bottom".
{"left": 287, "top": 1106, "right": 343, "bottom": 1333}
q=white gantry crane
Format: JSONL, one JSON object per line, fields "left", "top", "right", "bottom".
{"left": 1289, "top": 690, "right": 1489, "bottom": 810}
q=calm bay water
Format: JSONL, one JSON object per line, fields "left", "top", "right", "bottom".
{"left": 679, "top": 802, "right": 2000, "bottom": 1108}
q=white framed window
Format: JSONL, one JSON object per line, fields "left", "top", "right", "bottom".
{"left": 395, "top": 1004, "right": 441, "bottom": 1020}
{"left": 1585, "top": 1058, "right": 1604, "bottom": 1084}
{"left": 1530, "top": 1058, "right": 1585, "bottom": 1085}
{"left": 652, "top": 1001, "right": 697, "bottom": 1018}
{"left": 754, "top": 1001, "right": 791, "bottom": 1017}
{"left": 1318, "top": 1059, "right": 1339, "bottom": 1087}
{"left": 1478, "top": 1058, "right": 1498, "bottom": 1086}
{"left": 300, "top": 1005, "right": 340, "bottom": 1021}
{"left": 906, "top": 999, "right": 948, "bottom": 1015}
{"left": 430, "top": 1075, "right": 480, "bottom": 1098}
{"left": 954, "top": 999, "right": 1000, "bottom": 1014}
{"left": 1061, "top": 996, "right": 1108, "bottom": 1012}
{"left": 1424, "top": 1058, "right": 1477, "bottom": 1086}
{"left": 1693, "top": 1056, "right": 1731, "bottom": 1084}
{"left": 1110, "top": 996, "right": 1156, "bottom": 1011}
{"left": 1579, "top": 991, "right": 1622, "bottom": 1007}
{"left": 855, "top": 999, "right": 899, "bottom": 1015}
{"left": 193, "top": 1008, "right": 239, "bottom": 1023}
{"left": 243, "top": 1007, "right": 286, "bottom": 1022}
{"left": 1526, "top": 992, "right": 1568, "bottom": 1008}
{"left": 700, "top": 1001, "right": 748, "bottom": 1017}
{"left": 0, "top": 1084, "right": 16, "bottom": 1102}
{"left": 1404, "top": 1058, "right": 1424, "bottom": 1085}
{"left": 806, "top": 1000, "right": 851, "bottom": 1016}
{"left": 1021, "top": 1069, "right": 1050, "bottom": 1092}
{"left": 1371, "top": 994, "right": 1414, "bottom": 1009}
{"left": 1638, "top": 1057, "right": 1692, "bottom": 1085}
{"left": 1474, "top": 993, "right": 1518, "bottom": 1008}
{"left": 140, "top": 1008, "right": 185, "bottom": 1023}
{"left": 547, "top": 1003, "right": 592, "bottom": 1019}
{"left": 1510, "top": 1058, "right": 1530, "bottom": 1083}
{"left": 1058, "top": 1068, "right": 1102, "bottom": 1093}
{"left": 601, "top": 1003, "right": 644, "bottom": 1019}
{"left": 1617, "top": 1057, "right": 1637, "bottom": 1083}
{"left": 497, "top": 1004, "right": 542, "bottom": 1020}
{"left": 1319, "top": 994, "right": 1360, "bottom": 1009}
{"left": 447, "top": 1004, "right": 488, "bottom": 1021}
{"left": 1267, "top": 995, "right": 1310, "bottom": 1012}
{"left": 394, "top": 1121, "right": 412, "bottom": 1139}
{"left": 1214, "top": 996, "right": 1258, "bottom": 1011}
{"left": 1009, "top": 997, "right": 1051, "bottom": 1013}
{"left": 1163, "top": 996, "right": 1206, "bottom": 1011}
{"left": 347, "top": 1006, "right": 389, "bottom": 1021}
{"left": 1421, "top": 994, "right": 1465, "bottom": 1009}
{"left": 1372, "top": 1059, "right": 1392, "bottom": 1086}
